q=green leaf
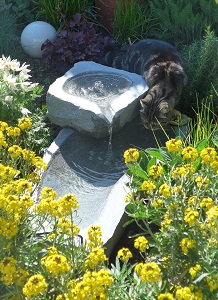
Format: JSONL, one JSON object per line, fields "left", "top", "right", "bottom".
{"left": 145, "top": 148, "right": 165, "bottom": 161}
{"left": 212, "top": 130, "right": 218, "bottom": 147}
{"left": 193, "top": 272, "right": 210, "bottom": 284}
{"left": 196, "top": 139, "right": 208, "bottom": 153}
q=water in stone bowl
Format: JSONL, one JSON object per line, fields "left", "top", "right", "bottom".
{"left": 62, "top": 71, "right": 133, "bottom": 114}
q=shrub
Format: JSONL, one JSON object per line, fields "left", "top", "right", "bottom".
{"left": 179, "top": 28, "right": 218, "bottom": 113}
{"left": 41, "top": 13, "right": 113, "bottom": 74}
{"left": 0, "top": 11, "right": 24, "bottom": 59}
{"left": 148, "top": 0, "right": 218, "bottom": 48}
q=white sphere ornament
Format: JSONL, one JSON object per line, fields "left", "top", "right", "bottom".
{"left": 21, "top": 21, "right": 56, "bottom": 58}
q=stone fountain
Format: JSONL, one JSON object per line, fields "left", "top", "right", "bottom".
{"left": 36, "top": 61, "right": 186, "bottom": 256}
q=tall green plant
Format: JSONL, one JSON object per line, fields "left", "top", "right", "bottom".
{"left": 35, "top": 0, "right": 94, "bottom": 30}
{"left": 113, "top": 0, "right": 152, "bottom": 42}
{"left": 148, "top": 0, "right": 218, "bottom": 47}
{"left": 179, "top": 28, "right": 218, "bottom": 112}
{"left": 184, "top": 98, "right": 218, "bottom": 148}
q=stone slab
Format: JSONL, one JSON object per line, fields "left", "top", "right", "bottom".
{"left": 46, "top": 61, "right": 148, "bottom": 138}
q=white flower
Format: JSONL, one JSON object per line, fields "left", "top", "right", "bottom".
{"left": 0, "top": 55, "right": 12, "bottom": 71}
{"left": 10, "top": 59, "right": 21, "bottom": 72}
{"left": 3, "top": 74, "right": 17, "bottom": 90}
{"left": 4, "top": 95, "right": 13, "bottom": 102}
{"left": 21, "top": 107, "right": 32, "bottom": 115}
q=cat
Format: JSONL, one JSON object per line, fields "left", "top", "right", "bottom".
{"left": 103, "top": 39, "right": 187, "bottom": 130}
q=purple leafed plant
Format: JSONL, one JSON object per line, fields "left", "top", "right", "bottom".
{"left": 41, "top": 13, "right": 113, "bottom": 74}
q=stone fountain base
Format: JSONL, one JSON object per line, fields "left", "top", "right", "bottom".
{"left": 36, "top": 117, "right": 187, "bottom": 256}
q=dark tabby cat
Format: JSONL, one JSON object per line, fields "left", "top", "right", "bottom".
{"left": 103, "top": 39, "right": 187, "bottom": 130}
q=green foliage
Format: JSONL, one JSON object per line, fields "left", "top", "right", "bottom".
{"left": 6, "top": 0, "right": 38, "bottom": 24}
{"left": 184, "top": 95, "right": 218, "bottom": 149}
{"left": 148, "top": 0, "right": 218, "bottom": 47}
{"left": 179, "top": 28, "right": 218, "bottom": 112}
{"left": 113, "top": 0, "right": 152, "bottom": 42}
{"left": 0, "top": 11, "right": 23, "bottom": 59}
{"left": 35, "top": 0, "right": 94, "bottom": 30}
{"left": 27, "top": 106, "right": 55, "bottom": 156}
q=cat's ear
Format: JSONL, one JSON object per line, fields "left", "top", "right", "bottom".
{"left": 140, "top": 93, "right": 153, "bottom": 108}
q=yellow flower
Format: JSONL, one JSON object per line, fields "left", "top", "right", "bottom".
{"left": 123, "top": 148, "right": 139, "bottom": 164}
{"left": 200, "top": 197, "right": 213, "bottom": 210}
{"left": 117, "top": 247, "right": 133, "bottom": 262}
{"left": 195, "top": 176, "right": 209, "bottom": 187}
{"left": 159, "top": 183, "right": 171, "bottom": 197}
{"left": 18, "top": 117, "right": 32, "bottom": 130}
{"left": 152, "top": 198, "right": 164, "bottom": 207}
{"left": 180, "top": 238, "right": 196, "bottom": 254}
{"left": 206, "top": 205, "right": 218, "bottom": 227}
{"left": 57, "top": 193, "right": 79, "bottom": 215}
{"left": 41, "top": 254, "right": 70, "bottom": 275}
{"left": 40, "top": 187, "right": 57, "bottom": 200}
{"left": 134, "top": 262, "right": 162, "bottom": 282}
{"left": 184, "top": 208, "right": 199, "bottom": 226}
{"left": 166, "top": 138, "right": 183, "bottom": 152}
{"left": 141, "top": 180, "right": 156, "bottom": 194}
{"left": 6, "top": 126, "right": 20, "bottom": 137}
{"left": 172, "top": 164, "right": 194, "bottom": 179}
{"left": 57, "top": 217, "right": 80, "bottom": 236}
{"left": 200, "top": 147, "right": 217, "bottom": 164}
{"left": 87, "top": 225, "right": 103, "bottom": 248}
{"left": 56, "top": 294, "right": 70, "bottom": 300}
{"left": 161, "top": 215, "right": 172, "bottom": 231}
{"left": 205, "top": 274, "right": 218, "bottom": 291}
{"left": 189, "top": 264, "right": 201, "bottom": 278}
{"left": 187, "top": 195, "right": 198, "bottom": 207}
{"left": 134, "top": 236, "right": 149, "bottom": 251}
{"left": 124, "top": 192, "right": 138, "bottom": 203}
{"left": 85, "top": 247, "right": 107, "bottom": 269}
{"left": 0, "top": 131, "right": 8, "bottom": 147}
{"left": 171, "top": 185, "right": 183, "bottom": 194}
{"left": 0, "top": 121, "right": 8, "bottom": 131}
{"left": 22, "top": 274, "right": 48, "bottom": 298}
{"left": 149, "top": 165, "right": 163, "bottom": 179}
{"left": 175, "top": 286, "right": 194, "bottom": 300}
{"left": 31, "top": 156, "right": 47, "bottom": 170}
{"left": 0, "top": 256, "right": 17, "bottom": 286}
{"left": 0, "top": 217, "right": 19, "bottom": 239}
{"left": 16, "top": 178, "right": 33, "bottom": 194}
{"left": 182, "top": 146, "right": 198, "bottom": 161}
{"left": 157, "top": 293, "right": 174, "bottom": 300}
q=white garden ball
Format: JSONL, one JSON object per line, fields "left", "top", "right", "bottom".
{"left": 21, "top": 21, "right": 56, "bottom": 58}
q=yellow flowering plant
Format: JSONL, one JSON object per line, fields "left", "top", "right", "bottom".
{"left": 122, "top": 135, "right": 218, "bottom": 299}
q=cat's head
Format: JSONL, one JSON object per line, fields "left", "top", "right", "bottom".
{"left": 140, "top": 86, "right": 175, "bottom": 130}
{"left": 140, "top": 62, "right": 187, "bottom": 130}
